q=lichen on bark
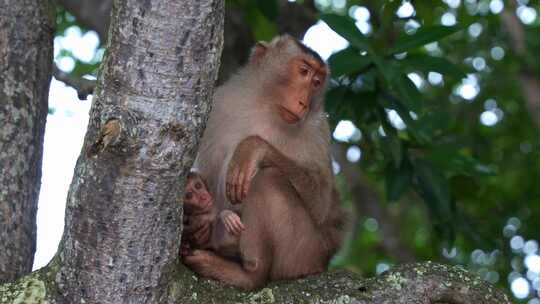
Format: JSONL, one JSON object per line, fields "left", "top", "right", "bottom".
{"left": 163, "top": 262, "right": 510, "bottom": 304}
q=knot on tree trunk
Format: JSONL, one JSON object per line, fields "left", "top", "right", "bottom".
{"left": 87, "top": 108, "right": 142, "bottom": 158}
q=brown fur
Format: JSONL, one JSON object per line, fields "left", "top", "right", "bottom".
{"left": 181, "top": 173, "right": 243, "bottom": 258}
{"left": 183, "top": 35, "right": 345, "bottom": 290}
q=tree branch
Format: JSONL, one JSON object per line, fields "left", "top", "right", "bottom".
{"left": 53, "top": 65, "right": 96, "bottom": 99}
{"left": 171, "top": 262, "right": 512, "bottom": 303}
{"left": 0, "top": 261, "right": 511, "bottom": 303}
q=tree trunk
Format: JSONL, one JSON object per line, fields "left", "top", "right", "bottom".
{"left": 0, "top": 0, "right": 54, "bottom": 283}
{"left": 50, "top": 0, "right": 224, "bottom": 302}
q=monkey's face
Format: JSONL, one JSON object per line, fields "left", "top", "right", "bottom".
{"left": 277, "top": 56, "right": 326, "bottom": 124}
{"left": 184, "top": 175, "right": 212, "bottom": 214}
{"left": 248, "top": 35, "right": 327, "bottom": 125}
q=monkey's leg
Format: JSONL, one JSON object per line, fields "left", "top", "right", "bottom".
{"left": 185, "top": 172, "right": 276, "bottom": 290}
{"left": 184, "top": 243, "right": 269, "bottom": 290}
{"left": 186, "top": 211, "right": 270, "bottom": 290}
{"left": 184, "top": 223, "right": 270, "bottom": 290}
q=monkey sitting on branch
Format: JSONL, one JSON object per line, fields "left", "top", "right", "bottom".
{"left": 182, "top": 35, "right": 345, "bottom": 290}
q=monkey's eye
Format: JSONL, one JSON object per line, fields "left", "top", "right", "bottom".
{"left": 194, "top": 182, "right": 202, "bottom": 190}
{"left": 299, "top": 66, "right": 309, "bottom": 76}
{"left": 313, "top": 78, "right": 322, "bottom": 88}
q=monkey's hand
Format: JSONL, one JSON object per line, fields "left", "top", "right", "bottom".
{"left": 220, "top": 210, "right": 245, "bottom": 236}
{"left": 226, "top": 136, "right": 267, "bottom": 204}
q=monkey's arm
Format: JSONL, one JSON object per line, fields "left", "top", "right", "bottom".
{"left": 227, "top": 135, "right": 333, "bottom": 224}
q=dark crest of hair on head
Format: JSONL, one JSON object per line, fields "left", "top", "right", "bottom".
{"left": 292, "top": 38, "right": 325, "bottom": 66}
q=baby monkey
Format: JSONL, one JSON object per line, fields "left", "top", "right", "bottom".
{"left": 181, "top": 172, "right": 244, "bottom": 258}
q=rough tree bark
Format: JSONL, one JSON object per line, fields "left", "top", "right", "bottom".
{"left": 52, "top": 0, "right": 224, "bottom": 302}
{"left": 0, "top": 0, "right": 54, "bottom": 283}
{"left": 0, "top": 0, "right": 223, "bottom": 302}
{"left": 0, "top": 1, "right": 512, "bottom": 303}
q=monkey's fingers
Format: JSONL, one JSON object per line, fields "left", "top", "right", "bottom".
{"left": 231, "top": 166, "right": 241, "bottom": 204}
{"left": 230, "top": 215, "right": 245, "bottom": 234}
{"left": 223, "top": 217, "right": 238, "bottom": 236}
{"left": 235, "top": 169, "right": 245, "bottom": 204}
{"left": 238, "top": 167, "right": 248, "bottom": 201}
{"left": 226, "top": 166, "right": 239, "bottom": 204}
{"left": 224, "top": 213, "right": 244, "bottom": 235}
{"left": 242, "top": 168, "right": 255, "bottom": 201}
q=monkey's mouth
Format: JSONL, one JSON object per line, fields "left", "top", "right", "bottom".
{"left": 279, "top": 106, "right": 301, "bottom": 124}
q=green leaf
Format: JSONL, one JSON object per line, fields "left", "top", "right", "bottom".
{"left": 427, "top": 147, "right": 496, "bottom": 177}
{"left": 320, "top": 14, "right": 370, "bottom": 51}
{"left": 395, "top": 75, "right": 422, "bottom": 112}
{"left": 328, "top": 48, "right": 372, "bottom": 77}
{"left": 389, "top": 25, "right": 462, "bottom": 54}
{"left": 325, "top": 86, "right": 348, "bottom": 119}
{"left": 386, "top": 96, "right": 432, "bottom": 144}
{"left": 380, "top": 1, "right": 402, "bottom": 29}
{"left": 413, "top": 158, "right": 452, "bottom": 219}
{"left": 385, "top": 160, "right": 412, "bottom": 202}
{"left": 400, "top": 54, "right": 467, "bottom": 80}
{"left": 326, "top": 87, "right": 377, "bottom": 125}
{"left": 245, "top": 7, "right": 278, "bottom": 41}
{"left": 372, "top": 56, "right": 400, "bottom": 83}
{"left": 255, "top": 0, "right": 279, "bottom": 21}
{"left": 380, "top": 135, "right": 403, "bottom": 167}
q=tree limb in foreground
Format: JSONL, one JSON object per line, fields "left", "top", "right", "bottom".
{"left": 0, "top": 261, "right": 511, "bottom": 303}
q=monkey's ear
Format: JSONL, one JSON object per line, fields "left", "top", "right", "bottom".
{"left": 249, "top": 41, "right": 269, "bottom": 65}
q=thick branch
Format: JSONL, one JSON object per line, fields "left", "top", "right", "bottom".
{"left": 53, "top": 65, "right": 96, "bottom": 99}
{"left": 0, "top": 262, "right": 510, "bottom": 303}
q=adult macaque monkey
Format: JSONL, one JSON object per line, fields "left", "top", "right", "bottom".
{"left": 183, "top": 35, "right": 345, "bottom": 290}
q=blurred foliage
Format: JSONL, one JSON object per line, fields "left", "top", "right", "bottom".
{"left": 54, "top": 0, "right": 540, "bottom": 302}
{"left": 318, "top": 1, "right": 540, "bottom": 302}
{"left": 55, "top": 7, "right": 102, "bottom": 78}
